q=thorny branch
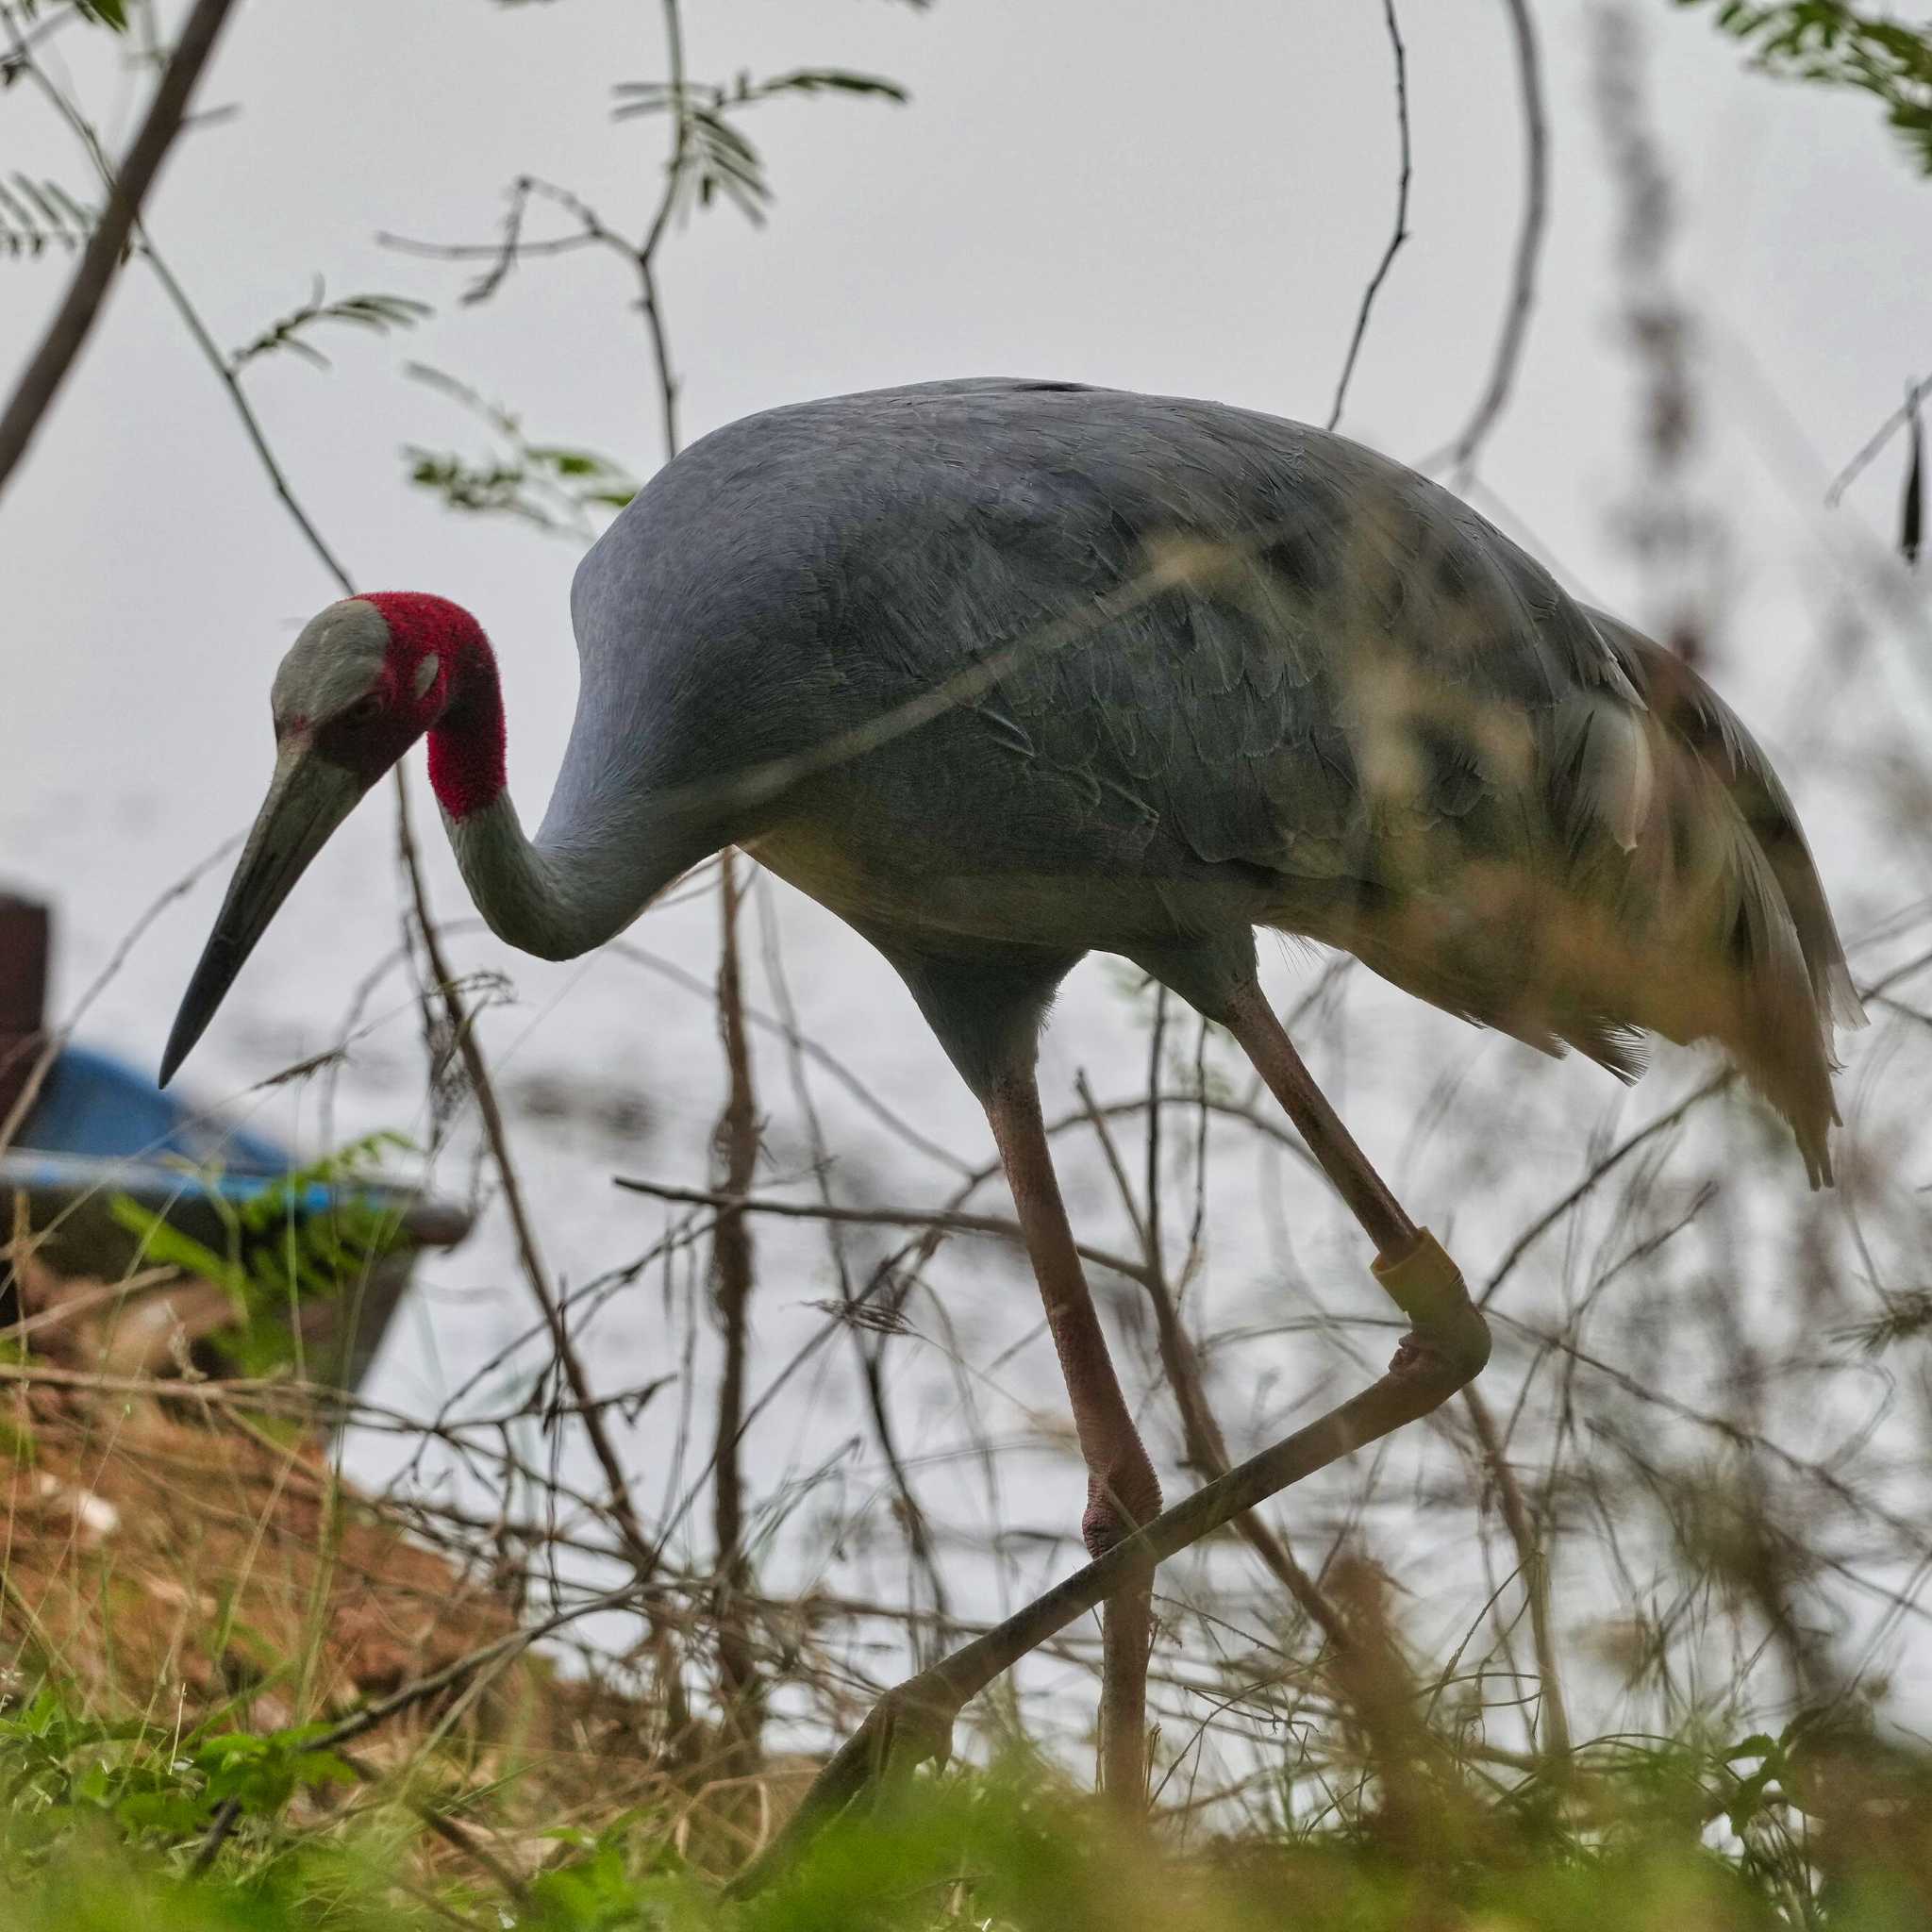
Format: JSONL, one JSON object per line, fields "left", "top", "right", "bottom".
{"left": 625, "top": 0, "right": 773, "bottom": 1773}
{"left": 1480, "top": 1071, "right": 1735, "bottom": 1309}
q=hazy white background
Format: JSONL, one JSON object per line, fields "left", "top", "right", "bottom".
{"left": 5, "top": 0, "right": 1928, "bottom": 1739}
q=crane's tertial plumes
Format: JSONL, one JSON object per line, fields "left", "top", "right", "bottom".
{"left": 161, "top": 379, "right": 1862, "bottom": 1821}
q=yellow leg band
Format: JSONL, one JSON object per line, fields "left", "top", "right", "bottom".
{"left": 1370, "top": 1227, "right": 1466, "bottom": 1324}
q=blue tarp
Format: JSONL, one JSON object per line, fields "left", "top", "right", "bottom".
{"left": 18, "top": 1043, "right": 290, "bottom": 1173}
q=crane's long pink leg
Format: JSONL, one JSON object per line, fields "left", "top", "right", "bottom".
{"left": 732, "top": 991, "right": 1491, "bottom": 1897}
{"left": 985, "top": 1067, "right": 1162, "bottom": 1812}
{"left": 1221, "top": 980, "right": 1421, "bottom": 1267}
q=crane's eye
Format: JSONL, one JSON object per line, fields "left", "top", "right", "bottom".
{"left": 342, "top": 692, "right": 384, "bottom": 726}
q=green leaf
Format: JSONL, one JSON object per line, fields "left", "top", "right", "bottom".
{"left": 107, "top": 1199, "right": 245, "bottom": 1302}
{"left": 526, "top": 1835, "right": 640, "bottom": 1929}
{"left": 608, "top": 63, "right": 908, "bottom": 225}
{"left": 405, "top": 366, "right": 641, "bottom": 538}
{"left": 104, "top": 1132, "right": 417, "bottom": 1377}
{"left": 190, "top": 1726, "right": 356, "bottom": 1816}
{"left": 526, "top": 447, "right": 603, "bottom": 476}
{"left": 17, "top": 0, "right": 131, "bottom": 28}
{"left": 755, "top": 67, "right": 909, "bottom": 103}
{"left": 1678, "top": 2, "right": 1932, "bottom": 175}
{"left": 0, "top": 1413, "right": 37, "bottom": 1465}
{"left": 0, "top": 174, "right": 97, "bottom": 260}
{"left": 230, "top": 278, "right": 430, "bottom": 374}
{"left": 110, "top": 1790, "right": 206, "bottom": 1835}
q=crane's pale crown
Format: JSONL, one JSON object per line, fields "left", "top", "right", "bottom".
{"left": 271, "top": 597, "right": 392, "bottom": 730}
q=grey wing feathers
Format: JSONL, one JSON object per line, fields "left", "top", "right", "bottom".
{"left": 941, "top": 403, "right": 1862, "bottom": 1180}
{"left": 585, "top": 378, "right": 1860, "bottom": 1184}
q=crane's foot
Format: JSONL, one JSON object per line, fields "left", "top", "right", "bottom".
{"left": 724, "top": 1668, "right": 963, "bottom": 1898}
{"left": 728, "top": 1231, "right": 1491, "bottom": 1902}
{"left": 860, "top": 1667, "right": 962, "bottom": 1797}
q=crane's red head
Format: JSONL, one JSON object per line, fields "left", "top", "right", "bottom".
{"left": 161, "top": 592, "right": 505, "bottom": 1085}
{"left": 271, "top": 591, "right": 506, "bottom": 820}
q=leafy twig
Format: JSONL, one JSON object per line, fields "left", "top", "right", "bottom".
{"left": 1679, "top": 0, "right": 1932, "bottom": 175}
{"left": 0, "top": 173, "right": 94, "bottom": 255}
{"left": 226, "top": 278, "right": 429, "bottom": 373}
{"left": 402, "top": 362, "right": 638, "bottom": 537}
{"left": 610, "top": 67, "right": 907, "bottom": 225}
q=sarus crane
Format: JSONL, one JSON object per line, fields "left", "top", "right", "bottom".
{"left": 161, "top": 377, "right": 1863, "bottom": 1812}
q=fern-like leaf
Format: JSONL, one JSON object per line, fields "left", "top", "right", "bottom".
{"left": 228, "top": 278, "right": 431, "bottom": 372}
{"left": 402, "top": 363, "right": 639, "bottom": 537}
{"left": 610, "top": 66, "right": 908, "bottom": 225}
{"left": 0, "top": 174, "right": 95, "bottom": 259}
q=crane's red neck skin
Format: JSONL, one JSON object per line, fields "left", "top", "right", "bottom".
{"left": 358, "top": 591, "right": 507, "bottom": 820}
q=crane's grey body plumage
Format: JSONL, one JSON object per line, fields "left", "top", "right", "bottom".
{"left": 167, "top": 376, "right": 1865, "bottom": 1818}
{"left": 544, "top": 377, "right": 1858, "bottom": 1174}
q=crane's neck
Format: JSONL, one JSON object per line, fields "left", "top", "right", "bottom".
{"left": 424, "top": 625, "right": 696, "bottom": 962}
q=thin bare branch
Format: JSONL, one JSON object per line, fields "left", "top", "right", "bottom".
{"left": 1826, "top": 370, "right": 1932, "bottom": 508}
{"left": 0, "top": 0, "right": 240, "bottom": 497}
{"left": 1429, "top": 0, "right": 1547, "bottom": 481}
{"left": 1326, "top": 0, "right": 1413, "bottom": 432}
{"left": 1463, "top": 1387, "right": 1570, "bottom": 1760}
{"left": 612, "top": 1174, "right": 1158, "bottom": 1291}
{"left": 396, "top": 775, "right": 660, "bottom": 1582}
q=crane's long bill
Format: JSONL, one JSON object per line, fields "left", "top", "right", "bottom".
{"left": 159, "top": 742, "right": 365, "bottom": 1088}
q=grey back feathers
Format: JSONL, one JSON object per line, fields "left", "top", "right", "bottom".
{"left": 552, "top": 379, "right": 1858, "bottom": 1178}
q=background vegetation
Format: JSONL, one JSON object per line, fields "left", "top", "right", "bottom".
{"left": 4, "top": 1, "right": 1932, "bottom": 1925}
